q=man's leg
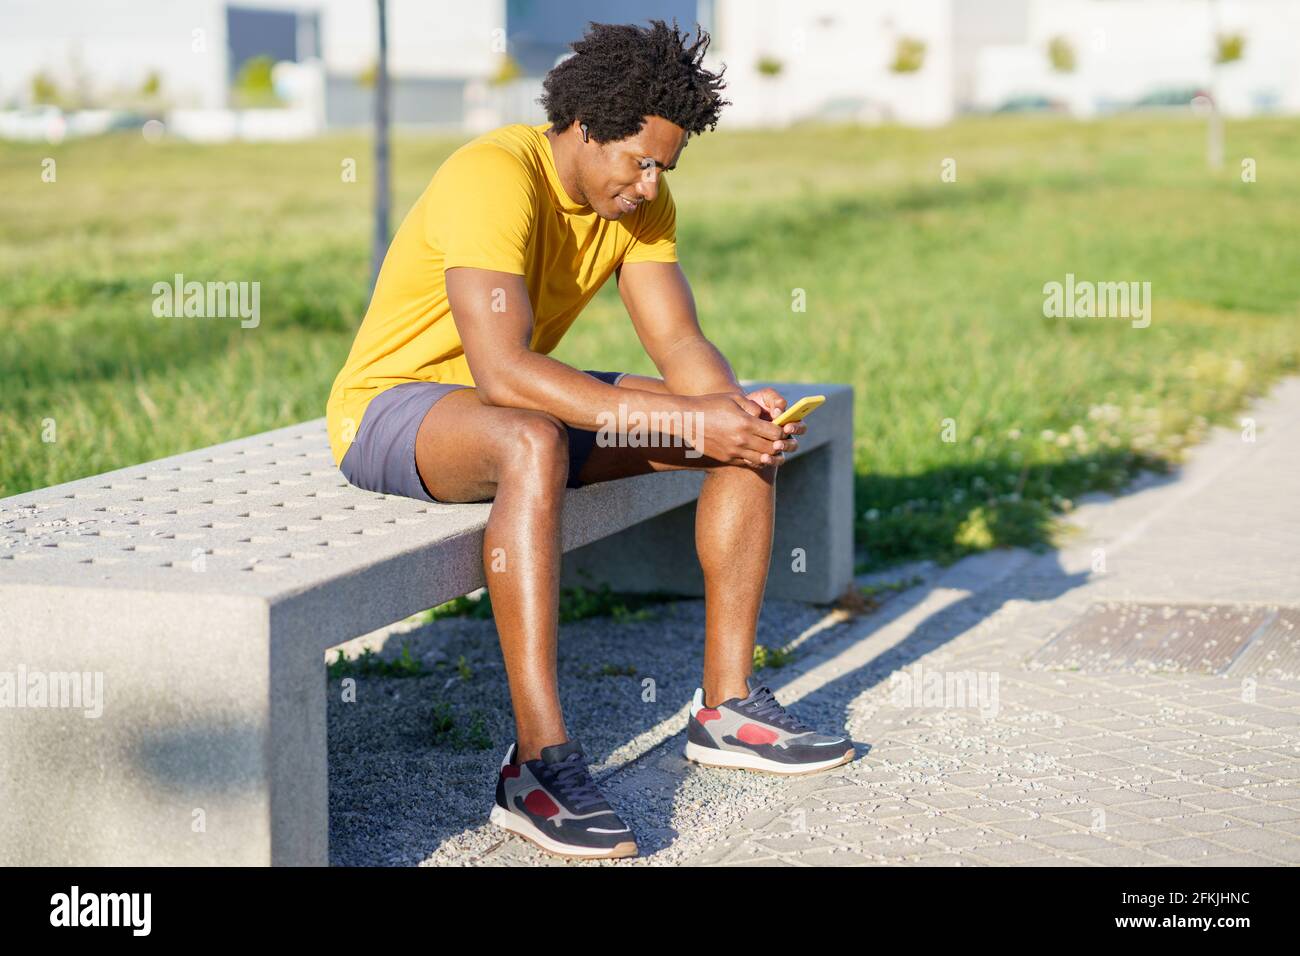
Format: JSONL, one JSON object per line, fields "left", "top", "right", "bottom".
{"left": 579, "top": 374, "right": 854, "bottom": 776}
{"left": 413, "top": 388, "right": 573, "bottom": 762}
{"left": 574, "top": 374, "right": 780, "bottom": 708}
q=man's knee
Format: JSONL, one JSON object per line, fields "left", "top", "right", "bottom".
{"left": 501, "top": 411, "right": 570, "bottom": 476}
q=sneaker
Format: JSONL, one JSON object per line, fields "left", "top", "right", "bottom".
{"left": 685, "top": 677, "right": 854, "bottom": 775}
{"left": 489, "top": 739, "right": 638, "bottom": 859}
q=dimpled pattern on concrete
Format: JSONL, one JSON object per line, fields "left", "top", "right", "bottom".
{"left": 0, "top": 421, "right": 487, "bottom": 599}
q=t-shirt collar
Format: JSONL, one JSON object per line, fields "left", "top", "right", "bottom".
{"left": 535, "top": 122, "right": 593, "bottom": 215}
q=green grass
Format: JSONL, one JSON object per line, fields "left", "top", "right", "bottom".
{"left": 3, "top": 116, "right": 1298, "bottom": 568}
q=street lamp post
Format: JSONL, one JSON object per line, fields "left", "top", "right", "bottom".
{"left": 372, "top": 0, "right": 391, "bottom": 289}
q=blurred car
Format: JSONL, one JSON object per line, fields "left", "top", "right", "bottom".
{"left": 1128, "top": 87, "right": 1212, "bottom": 110}
{"left": 0, "top": 105, "right": 66, "bottom": 141}
{"left": 809, "top": 95, "right": 890, "bottom": 125}
{"left": 992, "top": 94, "right": 1067, "bottom": 114}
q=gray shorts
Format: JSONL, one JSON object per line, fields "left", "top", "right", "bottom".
{"left": 338, "top": 370, "right": 629, "bottom": 503}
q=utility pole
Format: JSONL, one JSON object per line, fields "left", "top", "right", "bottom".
{"left": 372, "top": 0, "right": 391, "bottom": 289}
{"left": 1207, "top": 0, "right": 1224, "bottom": 170}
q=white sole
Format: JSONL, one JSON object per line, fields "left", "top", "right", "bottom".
{"left": 685, "top": 740, "right": 854, "bottom": 776}
{"left": 488, "top": 805, "right": 638, "bottom": 860}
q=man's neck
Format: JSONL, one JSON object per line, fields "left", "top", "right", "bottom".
{"left": 544, "top": 125, "right": 589, "bottom": 210}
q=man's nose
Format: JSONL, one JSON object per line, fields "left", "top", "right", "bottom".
{"left": 635, "top": 169, "right": 659, "bottom": 202}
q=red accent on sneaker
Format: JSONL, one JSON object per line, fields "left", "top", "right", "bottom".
{"left": 697, "top": 708, "right": 721, "bottom": 724}
{"left": 523, "top": 789, "right": 560, "bottom": 818}
{"left": 501, "top": 764, "right": 521, "bottom": 778}
{"left": 737, "top": 723, "right": 779, "bottom": 745}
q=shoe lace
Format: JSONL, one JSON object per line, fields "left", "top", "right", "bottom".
{"left": 745, "top": 684, "right": 813, "bottom": 734}
{"left": 547, "top": 754, "right": 606, "bottom": 814}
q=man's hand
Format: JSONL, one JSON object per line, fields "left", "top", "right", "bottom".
{"left": 744, "top": 387, "right": 806, "bottom": 464}
{"left": 687, "top": 392, "right": 794, "bottom": 468}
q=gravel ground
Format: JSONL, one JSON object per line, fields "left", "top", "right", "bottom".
{"left": 325, "top": 589, "right": 885, "bottom": 866}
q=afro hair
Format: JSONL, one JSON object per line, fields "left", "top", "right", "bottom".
{"left": 539, "top": 19, "right": 730, "bottom": 144}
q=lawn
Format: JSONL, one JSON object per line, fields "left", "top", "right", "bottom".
{"left": 2, "top": 115, "right": 1297, "bottom": 569}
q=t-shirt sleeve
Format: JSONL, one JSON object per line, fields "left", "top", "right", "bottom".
{"left": 621, "top": 175, "right": 678, "bottom": 264}
{"left": 427, "top": 144, "right": 537, "bottom": 275}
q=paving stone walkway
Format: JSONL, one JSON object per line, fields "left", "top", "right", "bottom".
{"left": 652, "top": 378, "right": 1300, "bottom": 866}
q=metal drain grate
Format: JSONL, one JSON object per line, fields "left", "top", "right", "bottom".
{"left": 1032, "top": 602, "right": 1294, "bottom": 676}
{"left": 1226, "top": 608, "right": 1300, "bottom": 680}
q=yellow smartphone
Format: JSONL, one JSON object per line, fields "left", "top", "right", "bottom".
{"left": 772, "top": 394, "right": 825, "bottom": 427}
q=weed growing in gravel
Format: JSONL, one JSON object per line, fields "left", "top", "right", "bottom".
{"left": 425, "top": 592, "right": 494, "bottom": 622}
{"left": 429, "top": 700, "right": 492, "bottom": 750}
{"left": 327, "top": 643, "right": 426, "bottom": 679}
{"left": 598, "top": 663, "right": 638, "bottom": 677}
{"left": 418, "top": 582, "right": 677, "bottom": 625}
{"left": 753, "top": 643, "right": 796, "bottom": 670}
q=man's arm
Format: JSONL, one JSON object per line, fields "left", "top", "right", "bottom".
{"left": 616, "top": 260, "right": 799, "bottom": 427}
{"left": 446, "top": 266, "right": 787, "bottom": 466}
{"left": 615, "top": 260, "right": 743, "bottom": 398}
{"left": 446, "top": 266, "right": 678, "bottom": 431}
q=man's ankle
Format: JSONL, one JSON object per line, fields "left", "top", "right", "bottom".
{"left": 515, "top": 735, "right": 567, "bottom": 764}
{"left": 702, "top": 682, "right": 749, "bottom": 710}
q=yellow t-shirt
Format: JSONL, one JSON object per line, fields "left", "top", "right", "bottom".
{"left": 325, "top": 121, "right": 678, "bottom": 467}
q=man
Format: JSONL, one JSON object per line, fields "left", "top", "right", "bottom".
{"left": 326, "top": 20, "right": 852, "bottom": 860}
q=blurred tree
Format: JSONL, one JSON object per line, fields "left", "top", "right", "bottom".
{"left": 490, "top": 53, "right": 524, "bottom": 86}
{"left": 1214, "top": 32, "right": 1246, "bottom": 65}
{"left": 31, "top": 71, "right": 62, "bottom": 106}
{"left": 140, "top": 71, "right": 162, "bottom": 98}
{"left": 1047, "top": 36, "right": 1076, "bottom": 73}
{"left": 232, "top": 55, "right": 282, "bottom": 108}
{"left": 890, "top": 37, "right": 926, "bottom": 74}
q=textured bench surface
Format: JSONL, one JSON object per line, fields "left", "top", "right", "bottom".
{"left": 0, "top": 417, "right": 482, "bottom": 598}
{"left": 0, "top": 381, "right": 847, "bottom": 609}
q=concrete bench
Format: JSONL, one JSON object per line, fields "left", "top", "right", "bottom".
{"left": 0, "top": 380, "right": 853, "bottom": 865}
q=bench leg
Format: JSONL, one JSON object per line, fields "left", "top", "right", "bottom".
{"left": 0, "top": 589, "right": 327, "bottom": 866}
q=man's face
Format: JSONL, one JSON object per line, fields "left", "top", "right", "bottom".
{"left": 579, "top": 115, "right": 688, "bottom": 220}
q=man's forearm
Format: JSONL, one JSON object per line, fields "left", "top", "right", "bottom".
{"left": 482, "top": 350, "right": 695, "bottom": 432}
{"left": 656, "top": 336, "right": 744, "bottom": 397}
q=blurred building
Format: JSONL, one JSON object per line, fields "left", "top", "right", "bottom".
{"left": 0, "top": 0, "right": 1297, "bottom": 139}
{"left": 0, "top": 0, "right": 502, "bottom": 135}
{"left": 707, "top": 0, "right": 1300, "bottom": 126}
{"left": 706, "top": 0, "right": 959, "bottom": 127}
{"left": 972, "top": 0, "right": 1300, "bottom": 117}
{"left": 0, "top": 0, "right": 698, "bottom": 135}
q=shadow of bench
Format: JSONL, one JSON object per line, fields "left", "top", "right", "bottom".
{"left": 0, "top": 380, "right": 853, "bottom": 865}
